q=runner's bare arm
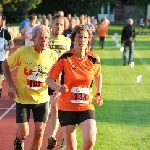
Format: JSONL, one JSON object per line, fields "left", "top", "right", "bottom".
{"left": 21, "top": 25, "right": 27, "bottom": 38}
{"left": 95, "top": 74, "right": 103, "bottom": 106}
{"left": 46, "top": 77, "right": 68, "bottom": 92}
{"left": 2, "top": 60, "right": 19, "bottom": 98}
{"left": 95, "top": 74, "right": 102, "bottom": 94}
{"left": 2, "top": 60, "right": 14, "bottom": 85}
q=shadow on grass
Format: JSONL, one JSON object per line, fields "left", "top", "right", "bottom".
{"left": 100, "top": 58, "right": 150, "bottom": 66}
{"left": 95, "top": 99, "right": 150, "bottom": 126}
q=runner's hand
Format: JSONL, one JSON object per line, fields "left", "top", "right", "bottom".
{"left": 57, "top": 84, "right": 69, "bottom": 93}
{"left": 8, "top": 84, "right": 19, "bottom": 99}
{"left": 95, "top": 95, "right": 103, "bottom": 106}
{"left": 53, "top": 91, "right": 61, "bottom": 102}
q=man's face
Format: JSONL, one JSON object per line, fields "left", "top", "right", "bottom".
{"left": 33, "top": 29, "right": 49, "bottom": 52}
{"left": 51, "top": 18, "right": 64, "bottom": 36}
{"left": 69, "top": 19, "right": 76, "bottom": 29}
{"left": 30, "top": 19, "right": 36, "bottom": 27}
{"left": 0, "top": 19, "right": 4, "bottom": 27}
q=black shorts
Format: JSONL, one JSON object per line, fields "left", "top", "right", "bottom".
{"left": 0, "top": 61, "right": 3, "bottom": 75}
{"left": 16, "top": 101, "right": 49, "bottom": 123}
{"left": 58, "top": 110, "right": 95, "bottom": 127}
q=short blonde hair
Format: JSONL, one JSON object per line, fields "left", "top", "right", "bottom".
{"left": 127, "top": 18, "right": 134, "bottom": 25}
{"left": 32, "top": 25, "right": 50, "bottom": 38}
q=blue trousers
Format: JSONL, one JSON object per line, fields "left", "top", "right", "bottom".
{"left": 123, "top": 43, "right": 134, "bottom": 64}
{"left": 99, "top": 37, "right": 105, "bottom": 49}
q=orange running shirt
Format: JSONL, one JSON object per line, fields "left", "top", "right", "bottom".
{"left": 49, "top": 49, "right": 101, "bottom": 111}
{"left": 98, "top": 22, "right": 107, "bottom": 37}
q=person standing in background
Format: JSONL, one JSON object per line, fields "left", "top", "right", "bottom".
{"left": 37, "top": 14, "right": 43, "bottom": 24}
{"left": 19, "top": 18, "right": 29, "bottom": 33}
{"left": 85, "top": 17, "right": 96, "bottom": 51}
{"left": 121, "top": 18, "right": 136, "bottom": 66}
{"left": 47, "top": 14, "right": 71, "bottom": 150}
{"left": 139, "top": 16, "right": 144, "bottom": 33}
{"left": 47, "top": 14, "right": 52, "bottom": 26}
{"left": 67, "top": 14, "right": 72, "bottom": 20}
{"left": 57, "top": 10, "right": 64, "bottom": 17}
{"left": 103, "top": 16, "right": 110, "bottom": 34}
{"left": 148, "top": 17, "right": 150, "bottom": 32}
{"left": 21, "top": 14, "right": 37, "bottom": 46}
{"left": 97, "top": 18, "right": 107, "bottom": 50}
{"left": 0, "top": 16, "right": 14, "bottom": 98}
{"left": 64, "top": 17, "right": 76, "bottom": 49}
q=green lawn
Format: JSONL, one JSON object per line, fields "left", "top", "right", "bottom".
{"left": 77, "top": 33, "right": 150, "bottom": 150}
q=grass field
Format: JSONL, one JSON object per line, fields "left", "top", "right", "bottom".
{"left": 76, "top": 28, "right": 150, "bottom": 150}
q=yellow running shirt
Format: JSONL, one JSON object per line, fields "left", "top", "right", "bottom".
{"left": 6, "top": 46, "right": 57, "bottom": 104}
{"left": 49, "top": 35, "right": 71, "bottom": 57}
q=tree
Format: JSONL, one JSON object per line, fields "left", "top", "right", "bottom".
{"left": 2, "top": 0, "right": 42, "bottom": 22}
{"left": 29, "top": 0, "right": 110, "bottom": 18}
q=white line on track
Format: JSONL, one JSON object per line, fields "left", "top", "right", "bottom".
{"left": 0, "top": 108, "right": 15, "bottom": 109}
{"left": 0, "top": 66, "right": 18, "bottom": 120}
{"left": 0, "top": 103, "right": 16, "bottom": 120}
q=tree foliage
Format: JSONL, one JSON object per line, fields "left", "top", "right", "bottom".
{"left": 2, "top": 0, "right": 42, "bottom": 22}
{"left": 1, "top": 0, "right": 149, "bottom": 23}
{"left": 29, "top": 0, "right": 111, "bottom": 17}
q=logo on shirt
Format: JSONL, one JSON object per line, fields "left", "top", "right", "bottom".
{"left": 24, "top": 64, "right": 49, "bottom": 90}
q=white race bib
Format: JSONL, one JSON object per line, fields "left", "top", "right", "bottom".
{"left": 27, "top": 75, "right": 44, "bottom": 90}
{"left": 70, "top": 87, "right": 90, "bottom": 104}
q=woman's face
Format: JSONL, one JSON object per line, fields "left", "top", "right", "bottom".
{"left": 74, "top": 30, "right": 89, "bottom": 51}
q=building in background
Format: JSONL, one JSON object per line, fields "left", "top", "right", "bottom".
{"left": 98, "top": 0, "right": 150, "bottom": 26}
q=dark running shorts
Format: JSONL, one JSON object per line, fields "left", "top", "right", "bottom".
{"left": 0, "top": 61, "right": 3, "bottom": 75}
{"left": 58, "top": 110, "right": 95, "bottom": 127}
{"left": 16, "top": 101, "right": 49, "bottom": 123}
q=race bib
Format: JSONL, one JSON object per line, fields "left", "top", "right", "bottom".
{"left": 27, "top": 75, "right": 44, "bottom": 90}
{"left": 70, "top": 87, "right": 90, "bottom": 104}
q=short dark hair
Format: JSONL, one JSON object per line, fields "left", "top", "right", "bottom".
{"left": 2, "top": 16, "right": 6, "bottom": 20}
{"left": 52, "top": 14, "right": 64, "bottom": 23}
{"left": 29, "top": 14, "right": 36, "bottom": 21}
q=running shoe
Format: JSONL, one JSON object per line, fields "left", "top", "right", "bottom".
{"left": 14, "top": 137, "right": 24, "bottom": 150}
{"left": 47, "top": 136, "right": 57, "bottom": 150}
